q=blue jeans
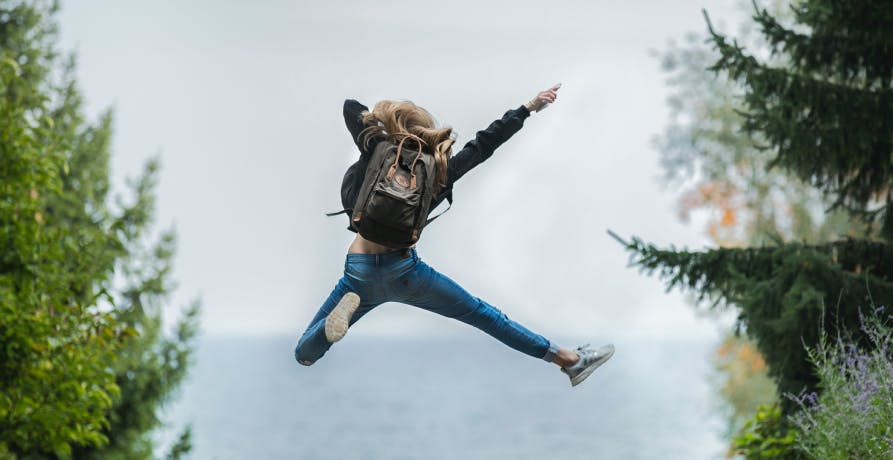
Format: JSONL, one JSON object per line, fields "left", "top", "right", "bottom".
{"left": 294, "top": 248, "right": 559, "bottom": 365}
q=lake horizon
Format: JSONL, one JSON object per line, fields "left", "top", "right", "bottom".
{"left": 159, "top": 334, "right": 728, "bottom": 459}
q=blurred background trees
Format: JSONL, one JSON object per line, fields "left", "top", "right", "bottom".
{"left": 646, "top": 0, "right": 892, "bottom": 453}
{"left": 0, "top": 1, "right": 198, "bottom": 458}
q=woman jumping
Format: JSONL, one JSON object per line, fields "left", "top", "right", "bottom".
{"left": 294, "top": 84, "right": 614, "bottom": 386}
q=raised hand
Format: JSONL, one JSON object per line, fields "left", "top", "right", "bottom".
{"left": 525, "top": 83, "right": 562, "bottom": 113}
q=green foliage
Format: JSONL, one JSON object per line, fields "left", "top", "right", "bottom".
{"left": 621, "top": 0, "right": 893, "bottom": 417}
{"left": 69, "top": 160, "right": 200, "bottom": 460}
{"left": 1, "top": 1, "right": 120, "bottom": 455}
{"left": 653, "top": 2, "right": 893, "bottom": 455}
{"left": 732, "top": 403, "right": 802, "bottom": 459}
{"left": 787, "top": 309, "right": 893, "bottom": 459}
{"left": 704, "top": 0, "right": 893, "bottom": 238}
{"left": 0, "top": 1, "right": 199, "bottom": 458}
{"left": 612, "top": 233, "right": 893, "bottom": 406}
{"left": 654, "top": 1, "right": 862, "bottom": 441}
{"left": 655, "top": 0, "right": 862, "bottom": 247}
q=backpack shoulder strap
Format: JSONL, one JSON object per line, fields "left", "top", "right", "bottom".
{"left": 351, "top": 140, "right": 394, "bottom": 217}
{"left": 326, "top": 140, "right": 393, "bottom": 218}
{"left": 426, "top": 189, "right": 452, "bottom": 225}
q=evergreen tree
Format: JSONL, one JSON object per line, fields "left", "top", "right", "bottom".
{"left": 69, "top": 160, "right": 199, "bottom": 460}
{"left": 655, "top": 0, "right": 863, "bottom": 248}
{"left": 0, "top": 1, "right": 198, "bottom": 457}
{"left": 617, "top": 0, "right": 893, "bottom": 409}
{"left": 654, "top": 0, "right": 872, "bottom": 435}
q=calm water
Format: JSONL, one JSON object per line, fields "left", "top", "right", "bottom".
{"left": 163, "top": 335, "right": 726, "bottom": 459}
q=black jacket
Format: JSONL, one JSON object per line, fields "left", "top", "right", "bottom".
{"left": 338, "top": 99, "right": 531, "bottom": 231}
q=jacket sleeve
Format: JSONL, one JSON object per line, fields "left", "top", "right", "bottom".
{"left": 446, "top": 105, "right": 531, "bottom": 186}
{"left": 343, "top": 99, "right": 374, "bottom": 157}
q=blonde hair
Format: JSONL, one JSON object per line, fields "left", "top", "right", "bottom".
{"left": 359, "top": 100, "right": 454, "bottom": 194}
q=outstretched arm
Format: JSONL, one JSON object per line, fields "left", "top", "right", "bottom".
{"left": 446, "top": 84, "right": 561, "bottom": 186}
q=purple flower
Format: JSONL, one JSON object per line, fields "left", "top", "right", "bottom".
{"left": 785, "top": 389, "right": 822, "bottom": 411}
{"left": 804, "top": 391, "right": 819, "bottom": 406}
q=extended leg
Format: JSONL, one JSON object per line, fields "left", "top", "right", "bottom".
{"left": 401, "top": 261, "right": 559, "bottom": 362}
{"left": 401, "top": 261, "right": 614, "bottom": 385}
{"left": 294, "top": 278, "right": 379, "bottom": 366}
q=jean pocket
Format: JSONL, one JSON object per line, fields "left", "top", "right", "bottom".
{"left": 344, "top": 261, "right": 375, "bottom": 284}
{"left": 398, "top": 260, "right": 430, "bottom": 297}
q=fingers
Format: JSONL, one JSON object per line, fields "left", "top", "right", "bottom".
{"left": 539, "top": 90, "right": 557, "bottom": 103}
{"left": 528, "top": 84, "right": 561, "bottom": 112}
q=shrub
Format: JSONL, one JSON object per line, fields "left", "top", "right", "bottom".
{"left": 731, "top": 403, "right": 802, "bottom": 459}
{"left": 786, "top": 307, "right": 893, "bottom": 459}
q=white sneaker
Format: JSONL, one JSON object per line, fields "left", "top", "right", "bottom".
{"left": 324, "top": 292, "right": 360, "bottom": 343}
{"left": 561, "top": 343, "right": 615, "bottom": 387}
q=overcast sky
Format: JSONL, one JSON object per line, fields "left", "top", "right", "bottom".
{"left": 55, "top": 1, "right": 744, "bottom": 341}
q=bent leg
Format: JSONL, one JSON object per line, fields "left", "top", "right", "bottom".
{"left": 294, "top": 278, "right": 380, "bottom": 366}
{"left": 402, "top": 261, "right": 559, "bottom": 362}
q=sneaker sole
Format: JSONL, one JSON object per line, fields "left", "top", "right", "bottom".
{"left": 325, "top": 292, "right": 360, "bottom": 343}
{"left": 571, "top": 345, "right": 615, "bottom": 387}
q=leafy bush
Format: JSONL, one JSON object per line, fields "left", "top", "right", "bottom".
{"left": 731, "top": 403, "right": 802, "bottom": 459}
{"left": 786, "top": 307, "right": 893, "bottom": 459}
{"left": 1, "top": 2, "right": 198, "bottom": 457}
